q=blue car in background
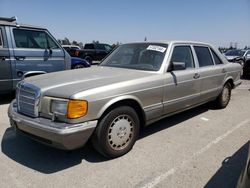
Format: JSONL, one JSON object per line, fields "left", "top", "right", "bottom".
{"left": 71, "top": 57, "right": 91, "bottom": 69}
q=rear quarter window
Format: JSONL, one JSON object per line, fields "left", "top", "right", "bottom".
{"left": 211, "top": 49, "right": 223, "bottom": 65}
{"left": 194, "top": 46, "right": 214, "bottom": 67}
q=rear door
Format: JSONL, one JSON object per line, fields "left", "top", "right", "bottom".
{"left": 11, "top": 27, "right": 65, "bottom": 78}
{"left": 194, "top": 46, "right": 226, "bottom": 101}
{"left": 0, "top": 26, "right": 12, "bottom": 93}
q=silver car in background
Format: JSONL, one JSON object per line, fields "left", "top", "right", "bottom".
{"left": 8, "top": 41, "right": 242, "bottom": 158}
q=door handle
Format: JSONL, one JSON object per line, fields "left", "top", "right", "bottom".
{"left": 222, "top": 68, "right": 227, "bottom": 73}
{"left": 193, "top": 73, "right": 200, "bottom": 79}
{"left": 15, "top": 56, "right": 26, "bottom": 61}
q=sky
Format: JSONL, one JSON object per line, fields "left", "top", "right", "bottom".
{"left": 0, "top": 0, "right": 250, "bottom": 48}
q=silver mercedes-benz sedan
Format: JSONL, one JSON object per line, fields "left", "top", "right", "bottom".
{"left": 8, "top": 41, "right": 242, "bottom": 158}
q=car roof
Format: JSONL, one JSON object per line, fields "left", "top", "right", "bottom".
{"left": 125, "top": 40, "right": 213, "bottom": 46}
{"left": 0, "top": 20, "right": 46, "bottom": 30}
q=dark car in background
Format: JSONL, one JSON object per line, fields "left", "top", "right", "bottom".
{"left": 71, "top": 43, "right": 113, "bottom": 64}
{"left": 224, "top": 49, "right": 246, "bottom": 65}
{"left": 224, "top": 49, "right": 250, "bottom": 77}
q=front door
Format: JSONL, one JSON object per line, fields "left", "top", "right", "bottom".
{"left": 163, "top": 45, "right": 201, "bottom": 114}
{"left": 0, "top": 26, "right": 12, "bottom": 93}
{"left": 11, "top": 28, "right": 65, "bottom": 79}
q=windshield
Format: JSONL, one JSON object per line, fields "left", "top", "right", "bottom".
{"left": 100, "top": 43, "right": 168, "bottom": 71}
{"left": 225, "top": 50, "right": 245, "bottom": 56}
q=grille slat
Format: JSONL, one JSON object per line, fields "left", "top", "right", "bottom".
{"left": 17, "top": 82, "right": 41, "bottom": 118}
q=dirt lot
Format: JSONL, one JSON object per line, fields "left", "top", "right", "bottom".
{"left": 0, "top": 79, "right": 250, "bottom": 188}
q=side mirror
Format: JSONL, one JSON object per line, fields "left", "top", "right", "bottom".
{"left": 170, "top": 62, "right": 186, "bottom": 71}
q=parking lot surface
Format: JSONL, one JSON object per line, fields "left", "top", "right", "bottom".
{"left": 0, "top": 79, "right": 250, "bottom": 188}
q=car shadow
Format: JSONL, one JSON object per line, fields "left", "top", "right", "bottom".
{"left": 0, "top": 93, "right": 15, "bottom": 105}
{"left": 204, "top": 141, "right": 249, "bottom": 188}
{"left": 140, "top": 103, "right": 209, "bottom": 138}
{"left": 1, "top": 103, "right": 211, "bottom": 174}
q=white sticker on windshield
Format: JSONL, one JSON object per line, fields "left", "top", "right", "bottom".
{"left": 147, "top": 45, "right": 166, "bottom": 53}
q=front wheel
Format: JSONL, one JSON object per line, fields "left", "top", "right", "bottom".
{"left": 73, "top": 64, "right": 85, "bottom": 69}
{"left": 214, "top": 82, "right": 232, "bottom": 109}
{"left": 85, "top": 56, "right": 93, "bottom": 64}
{"left": 91, "top": 106, "right": 140, "bottom": 158}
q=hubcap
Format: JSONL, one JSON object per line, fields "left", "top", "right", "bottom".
{"left": 222, "top": 86, "right": 229, "bottom": 102}
{"left": 108, "top": 115, "right": 134, "bottom": 150}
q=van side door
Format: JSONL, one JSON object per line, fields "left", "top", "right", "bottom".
{"left": 11, "top": 28, "right": 65, "bottom": 79}
{"left": 0, "top": 26, "right": 12, "bottom": 93}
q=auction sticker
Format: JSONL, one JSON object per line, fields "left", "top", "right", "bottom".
{"left": 147, "top": 45, "right": 166, "bottom": 53}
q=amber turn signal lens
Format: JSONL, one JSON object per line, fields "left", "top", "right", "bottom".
{"left": 67, "top": 100, "right": 88, "bottom": 119}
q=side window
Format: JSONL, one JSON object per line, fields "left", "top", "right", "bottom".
{"left": 194, "top": 46, "right": 214, "bottom": 67}
{"left": 211, "top": 49, "right": 223, "bottom": 65}
{"left": 84, "top": 44, "right": 94, "bottom": 49}
{"left": 0, "top": 29, "right": 3, "bottom": 47}
{"left": 170, "top": 46, "right": 194, "bottom": 68}
{"left": 96, "top": 44, "right": 105, "bottom": 50}
{"left": 13, "top": 29, "right": 58, "bottom": 49}
{"left": 47, "top": 34, "right": 59, "bottom": 49}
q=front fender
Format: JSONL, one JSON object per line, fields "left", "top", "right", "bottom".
{"left": 96, "top": 95, "right": 144, "bottom": 118}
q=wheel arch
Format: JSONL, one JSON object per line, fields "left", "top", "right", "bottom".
{"left": 223, "top": 77, "right": 234, "bottom": 88}
{"left": 97, "top": 96, "right": 146, "bottom": 129}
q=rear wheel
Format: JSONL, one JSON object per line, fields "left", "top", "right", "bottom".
{"left": 214, "top": 82, "right": 232, "bottom": 109}
{"left": 91, "top": 106, "right": 140, "bottom": 158}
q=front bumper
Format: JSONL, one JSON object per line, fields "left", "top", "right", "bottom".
{"left": 8, "top": 100, "right": 98, "bottom": 150}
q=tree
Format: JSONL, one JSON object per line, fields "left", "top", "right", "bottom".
{"left": 62, "top": 37, "right": 70, "bottom": 45}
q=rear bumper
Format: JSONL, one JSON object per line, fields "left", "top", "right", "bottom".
{"left": 8, "top": 100, "right": 97, "bottom": 150}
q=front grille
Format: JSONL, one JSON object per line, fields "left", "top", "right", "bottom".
{"left": 16, "top": 82, "right": 41, "bottom": 118}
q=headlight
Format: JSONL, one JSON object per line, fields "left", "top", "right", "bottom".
{"left": 51, "top": 99, "right": 68, "bottom": 115}
{"left": 50, "top": 99, "right": 88, "bottom": 119}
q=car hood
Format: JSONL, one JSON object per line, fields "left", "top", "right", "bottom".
{"left": 25, "top": 66, "right": 153, "bottom": 98}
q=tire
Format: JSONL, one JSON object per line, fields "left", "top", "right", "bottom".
{"left": 85, "top": 56, "right": 93, "bottom": 64}
{"left": 91, "top": 106, "right": 140, "bottom": 158}
{"left": 73, "top": 64, "right": 85, "bottom": 69}
{"left": 214, "top": 82, "right": 232, "bottom": 109}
